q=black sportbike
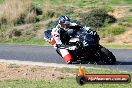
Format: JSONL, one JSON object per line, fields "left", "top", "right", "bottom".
{"left": 44, "top": 26, "right": 116, "bottom": 65}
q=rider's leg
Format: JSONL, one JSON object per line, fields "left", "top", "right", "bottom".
{"left": 59, "top": 49, "right": 73, "bottom": 64}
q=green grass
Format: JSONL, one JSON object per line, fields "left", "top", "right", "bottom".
{"left": 33, "top": 0, "right": 43, "bottom": 8}
{"left": 110, "top": 0, "right": 132, "bottom": 4}
{"left": 102, "top": 44, "right": 132, "bottom": 49}
{"left": 0, "top": 0, "right": 4, "bottom": 4}
{"left": 1, "top": 38, "right": 132, "bottom": 49}
{"left": 0, "top": 0, "right": 131, "bottom": 49}
{"left": 0, "top": 68, "right": 131, "bottom": 88}
{"left": 99, "top": 25, "right": 127, "bottom": 38}
{"left": 33, "top": 0, "right": 132, "bottom": 9}
{"left": 0, "top": 79, "right": 131, "bottom": 88}
{"left": 124, "top": 17, "right": 132, "bottom": 23}
{"left": 111, "top": 26, "right": 126, "bottom": 35}
{"left": 0, "top": 39, "right": 51, "bottom": 46}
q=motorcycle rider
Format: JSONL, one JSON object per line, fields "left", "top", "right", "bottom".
{"left": 51, "top": 16, "right": 94, "bottom": 64}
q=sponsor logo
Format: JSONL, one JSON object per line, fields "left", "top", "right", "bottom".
{"left": 76, "top": 66, "right": 131, "bottom": 85}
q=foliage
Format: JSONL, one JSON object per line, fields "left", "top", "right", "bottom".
{"left": 101, "top": 6, "right": 114, "bottom": 13}
{"left": 0, "top": 0, "right": 43, "bottom": 26}
{"left": 45, "top": 20, "right": 57, "bottom": 29}
{"left": 0, "top": 0, "right": 131, "bottom": 45}
{"left": 99, "top": 25, "right": 126, "bottom": 38}
{"left": 123, "top": 17, "right": 132, "bottom": 22}
{"left": 110, "top": 0, "right": 132, "bottom": 4}
{"left": 129, "top": 8, "right": 132, "bottom": 12}
{"left": 79, "top": 9, "right": 116, "bottom": 29}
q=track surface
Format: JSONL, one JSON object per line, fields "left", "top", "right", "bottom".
{"left": 0, "top": 44, "right": 132, "bottom": 72}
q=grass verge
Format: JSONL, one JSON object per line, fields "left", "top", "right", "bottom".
{"left": 0, "top": 79, "right": 131, "bottom": 88}
{"left": 0, "top": 39, "right": 51, "bottom": 46}
{"left": 1, "top": 40, "right": 132, "bottom": 49}
{"left": 102, "top": 44, "right": 132, "bottom": 49}
{"left": 0, "top": 68, "right": 131, "bottom": 88}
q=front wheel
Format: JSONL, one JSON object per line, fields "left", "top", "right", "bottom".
{"left": 97, "top": 46, "right": 116, "bottom": 65}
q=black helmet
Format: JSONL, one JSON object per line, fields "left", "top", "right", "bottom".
{"left": 58, "top": 16, "right": 71, "bottom": 29}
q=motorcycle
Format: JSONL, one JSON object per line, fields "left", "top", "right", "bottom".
{"left": 43, "top": 26, "right": 116, "bottom": 65}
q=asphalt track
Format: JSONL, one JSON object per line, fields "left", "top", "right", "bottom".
{"left": 0, "top": 44, "right": 132, "bottom": 72}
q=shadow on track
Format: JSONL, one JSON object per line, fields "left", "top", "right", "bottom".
{"left": 116, "top": 61, "right": 132, "bottom": 65}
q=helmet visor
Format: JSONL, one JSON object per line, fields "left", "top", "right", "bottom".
{"left": 60, "top": 21, "right": 70, "bottom": 29}
{"left": 63, "top": 21, "right": 70, "bottom": 25}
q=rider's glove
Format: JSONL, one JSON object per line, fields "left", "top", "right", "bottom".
{"left": 85, "top": 26, "right": 97, "bottom": 35}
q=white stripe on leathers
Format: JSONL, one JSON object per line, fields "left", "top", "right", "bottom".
{"left": 60, "top": 49, "right": 70, "bottom": 57}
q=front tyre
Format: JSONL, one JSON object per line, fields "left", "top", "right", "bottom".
{"left": 99, "top": 46, "right": 116, "bottom": 65}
